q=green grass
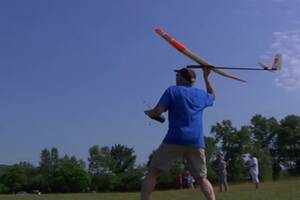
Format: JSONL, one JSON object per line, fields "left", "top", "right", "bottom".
{"left": 0, "top": 178, "right": 299, "bottom": 200}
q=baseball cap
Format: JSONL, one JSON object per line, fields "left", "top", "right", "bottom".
{"left": 174, "top": 68, "right": 196, "bottom": 83}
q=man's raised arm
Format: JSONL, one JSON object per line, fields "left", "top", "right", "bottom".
{"left": 203, "top": 66, "right": 215, "bottom": 98}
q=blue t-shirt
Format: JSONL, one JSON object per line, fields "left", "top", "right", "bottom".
{"left": 157, "top": 84, "right": 214, "bottom": 148}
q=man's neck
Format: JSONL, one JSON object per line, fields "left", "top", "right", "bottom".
{"left": 177, "top": 82, "right": 193, "bottom": 86}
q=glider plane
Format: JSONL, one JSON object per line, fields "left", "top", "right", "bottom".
{"left": 155, "top": 28, "right": 282, "bottom": 83}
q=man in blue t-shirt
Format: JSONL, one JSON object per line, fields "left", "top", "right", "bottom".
{"left": 141, "top": 67, "right": 216, "bottom": 200}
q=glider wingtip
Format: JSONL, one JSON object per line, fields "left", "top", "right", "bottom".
{"left": 154, "top": 28, "right": 163, "bottom": 34}
{"left": 235, "top": 77, "right": 247, "bottom": 83}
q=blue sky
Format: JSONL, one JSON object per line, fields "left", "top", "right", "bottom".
{"left": 1, "top": 0, "right": 300, "bottom": 166}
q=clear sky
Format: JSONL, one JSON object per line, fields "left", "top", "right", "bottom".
{"left": 1, "top": 0, "right": 300, "bottom": 166}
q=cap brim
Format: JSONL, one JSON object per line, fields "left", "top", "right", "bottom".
{"left": 174, "top": 69, "right": 180, "bottom": 72}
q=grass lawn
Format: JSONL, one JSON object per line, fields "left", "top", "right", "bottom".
{"left": 0, "top": 178, "right": 299, "bottom": 200}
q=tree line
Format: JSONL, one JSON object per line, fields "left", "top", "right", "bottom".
{"left": 0, "top": 114, "right": 299, "bottom": 194}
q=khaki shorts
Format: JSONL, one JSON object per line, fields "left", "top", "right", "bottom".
{"left": 149, "top": 144, "right": 207, "bottom": 178}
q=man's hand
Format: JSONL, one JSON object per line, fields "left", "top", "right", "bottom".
{"left": 144, "top": 107, "right": 166, "bottom": 123}
{"left": 144, "top": 110, "right": 152, "bottom": 118}
{"left": 202, "top": 65, "right": 211, "bottom": 79}
{"left": 202, "top": 65, "right": 215, "bottom": 98}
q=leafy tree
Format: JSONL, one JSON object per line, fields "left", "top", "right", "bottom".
{"left": 109, "top": 144, "right": 136, "bottom": 174}
{"left": 91, "top": 173, "right": 116, "bottom": 192}
{"left": 38, "top": 147, "right": 90, "bottom": 193}
{"left": 0, "top": 183, "right": 9, "bottom": 194}
{"left": 113, "top": 168, "right": 145, "bottom": 191}
{"left": 277, "top": 115, "right": 300, "bottom": 175}
{"left": 205, "top": 136, "right": 218, "bottom": 162}
{"left": 51, "top": 156, "right": 91, "bottom": 193}
{"left": 16, "top": 162, "right": 40, "bottom": 192}
{"left": 39, "top": 148, "right": 53, "bottom": 192}
{"left": 88, "top": 145, "right": 111, "bottom": 175}
{"left": 251, "top": 115, "right": 279, "bottom": 148}
{"left": 0, "top": 162, "right": 42, "bottom": 194}
{"left": 40, "top": 149, "right": 51, "bottom": 171}
{"left": 1, "top": 165, "right": 27, "bottom": 193}
{"left": 88, "top": 144, "right": 138, "bottom": 191}
{"left": 0, "top": 165, "right": 9, "bottom": 177}
{"left": 51, "top": 147, "right": 59, "bottom": 166}
{"left": 257, "top": 148, "right": 273, "bottom": 181}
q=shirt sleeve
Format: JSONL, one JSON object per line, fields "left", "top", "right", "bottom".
{"left": 156, "top": 88, "right": 171, "bottom": 111}
{"left": 205, "top": 92, "right": 215, "bottom": 107}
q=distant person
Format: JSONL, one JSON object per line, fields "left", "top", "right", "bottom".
{"left": 141, "top": 67, "right": 216, "bottom": 200}
{"left": 216, "top": 152, "right": 228, "bottom": 192}
{"left": 248, "top": 153, "right": 259, "bottom": 189}
{"left": 177, "top": 174, "right": 184, "bottom": 189}
{"left": 186, "top": 171, "right": 195, "bottom": 189}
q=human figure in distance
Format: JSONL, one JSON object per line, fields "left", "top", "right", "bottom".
{"left": 248, "top": 152, "right": 259, "bottom": 189}
{"left": 177, "top": 174, "right": 184, "bottom": 189}
{"left": 216, "top": 152, "right": 228, "bottom": 192}
{"left": 186, "top": 171, "right": 195, "bottom": 189}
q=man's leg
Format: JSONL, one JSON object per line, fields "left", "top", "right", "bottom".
{"left": 218, "top": 177, "right": 222, "bottom": 192}
{"left": 224, "top": 175, "right": 229, "bottom": 192}
{"left": 185, "top": 148, "right": 216, "bottom": 200}
{"left": 219, "top": 175, "right": 224, "bottom": 192}
{"left": 255, "top": 175, "right": 259, "bottom": 189}
{"left": 197, "top": 176, "right": 216, "bottom": 200}
{"left": 251, "top": 172, "right": 259, "bottom": 189}
{"left": 140, "top": 168, "right": 160, "bottom": 200}
{"left": 221, "top": 174, "right": 228, "bottom": 192}
{"left": 141, "top": 144, "right": 183, "bottom": 200}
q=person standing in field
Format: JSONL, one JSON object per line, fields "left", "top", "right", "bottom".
{"left": 216, "top": 152, "right": 228, "bottom": 192}
{"left": 186, "top": 171, "right": 195, "bottom": 189}
{"left": 248, "top": 153, "right": 259, "bottom": 189}
{"left": 177, "top": 174, "right": 184, "bottom": 189}
{"left": 141, "top": 67, "right": 216, "bottom": 200}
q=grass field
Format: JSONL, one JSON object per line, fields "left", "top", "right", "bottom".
{"left": 0, "top": 178, "right": 299, "bottom": 200}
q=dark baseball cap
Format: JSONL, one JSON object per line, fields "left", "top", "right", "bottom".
{"left": 174, "top": 68, "right": 196, "bottom": 83}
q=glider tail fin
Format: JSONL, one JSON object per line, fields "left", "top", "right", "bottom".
{"left": 272, "top": 53, "right": 282, "bottom": 70}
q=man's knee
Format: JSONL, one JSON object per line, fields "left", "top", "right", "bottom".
{"left": 196, "top": 176, "right": 208, "bottom": 185}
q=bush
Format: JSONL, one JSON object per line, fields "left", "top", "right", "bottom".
{"left": 91, "top": 173, "right": 116, "bottom": 192}
{"left": 0, "top": 183, "right": 9, "bottom": 194}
